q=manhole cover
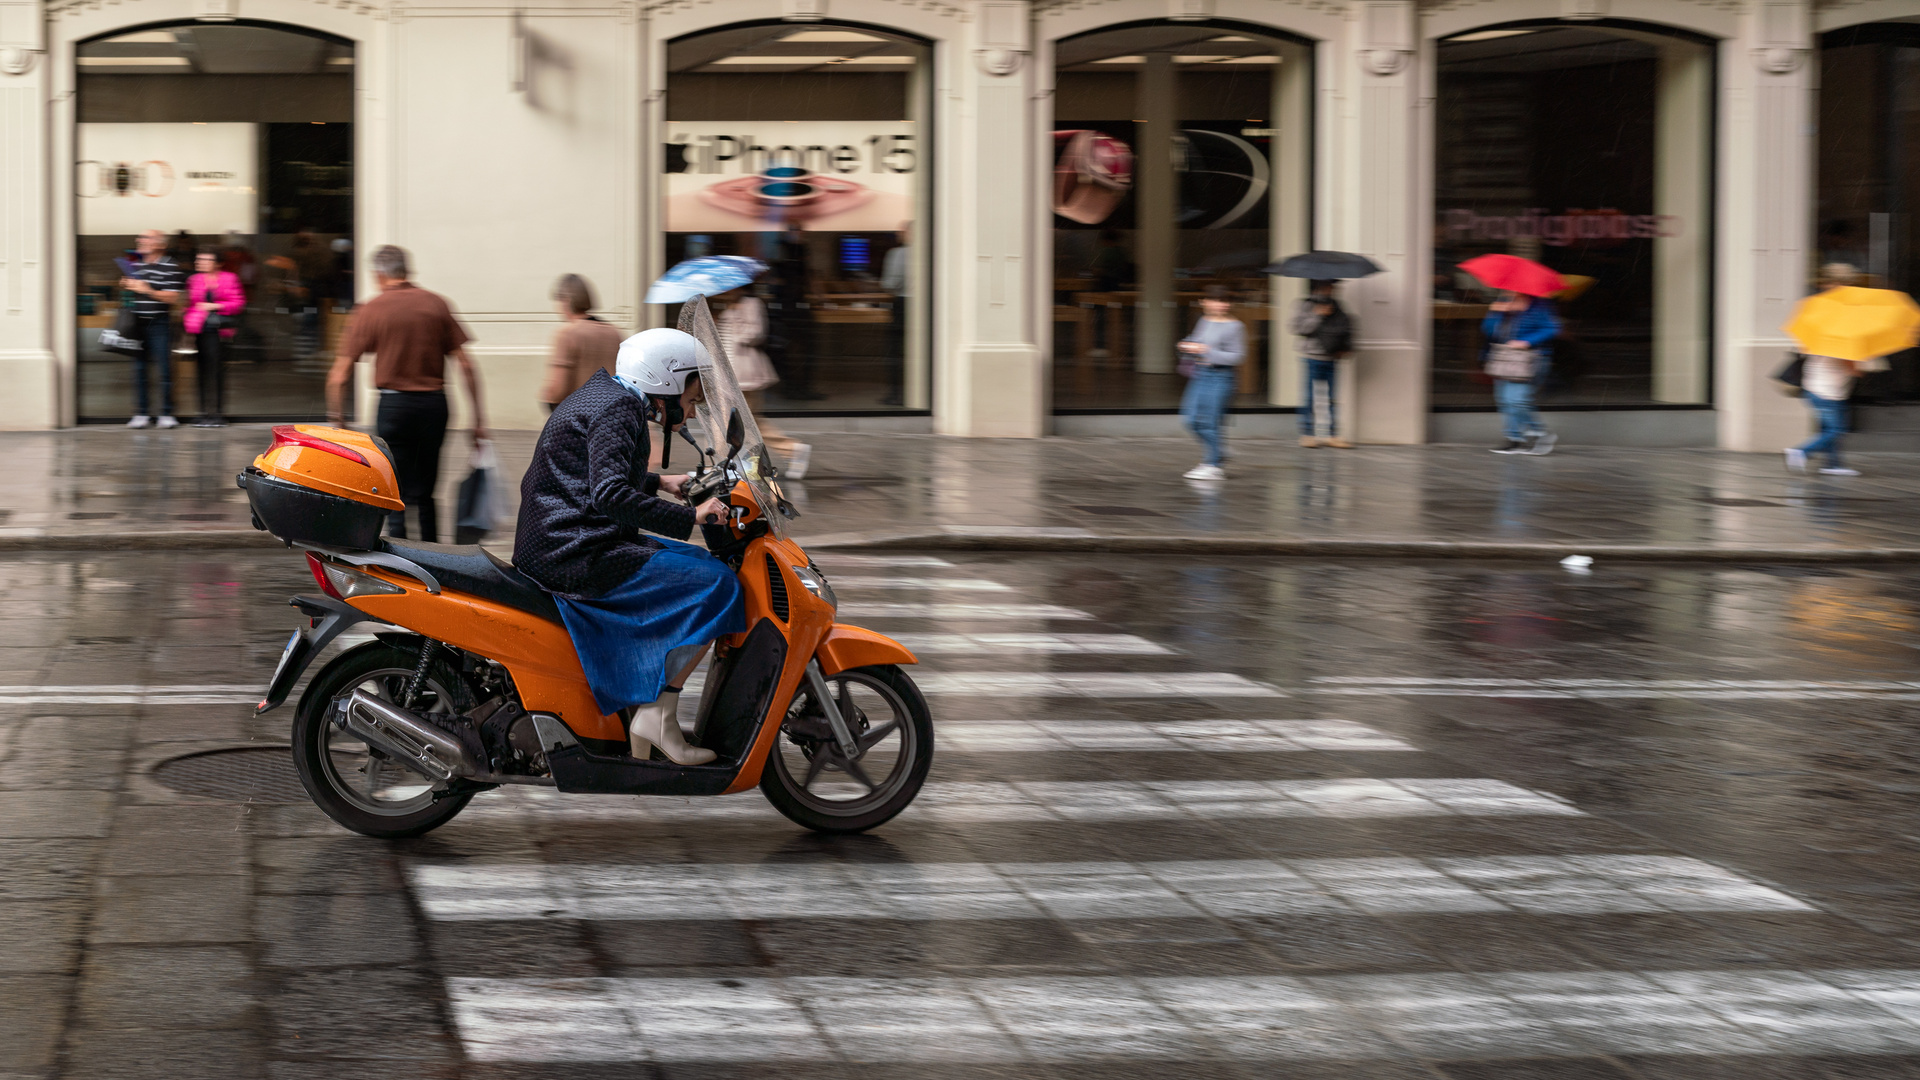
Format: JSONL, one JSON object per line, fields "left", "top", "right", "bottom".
{"left": 151, "top": 747, "right": 308, "bottom": 803}
{"left": 173, "top": 512, "right": 226, "bottom": 521}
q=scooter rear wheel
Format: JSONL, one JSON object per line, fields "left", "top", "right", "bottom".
{"left": 291, "top": 641, "right": 479, "bottom": 839}
{"left": 761, "top": 664, "right": 933, "bottom": 834}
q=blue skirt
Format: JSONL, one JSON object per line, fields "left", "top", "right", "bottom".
{"left": 554, "top": 538, "right": 747, "bottom": 715}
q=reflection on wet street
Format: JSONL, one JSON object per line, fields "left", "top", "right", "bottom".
{"left": 9, "top": 549, "right": 1920, "bottom": 1077}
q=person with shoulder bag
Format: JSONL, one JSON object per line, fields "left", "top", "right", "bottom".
{"left": 1482, "top": 292, "right": 1561, "bottom": 455}
{"left": 1287, "top": 279, "right": 1354, "bottom": 448}
{"left": 184, "top": 249, "right": 245, "bottom": 426}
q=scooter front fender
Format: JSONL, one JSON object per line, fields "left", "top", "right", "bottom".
{"left": 815, "top": 624, "right": 918, "bottom": 676}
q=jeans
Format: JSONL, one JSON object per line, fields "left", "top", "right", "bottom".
{"left": 1494, "top": 358, "right": 1551, "bottom": 442}
{"left": 133, "top": 317, "right": 173, "bottom": 417}
{"left": 1799, "top": 393, "right": 1848, "bottom": 467}
{"left": 1181, "top": 365, "right": 1236, "bottom": 466}
{"left": 196, "top": 330, "right": 225, "bottom": 419}
{"left": 1301, "top": 358, "right": 1337, "bottom": 436}
{"left": 376, "top": 391, "right": 450, "bottom": 542}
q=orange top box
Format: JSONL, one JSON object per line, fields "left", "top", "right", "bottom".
{"left": 252, "top": 425, "right": 405, "bottom": 513}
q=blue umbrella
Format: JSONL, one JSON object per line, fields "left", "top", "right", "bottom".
{"left": 645, "top": 256, "right": 768, "bottom": 304}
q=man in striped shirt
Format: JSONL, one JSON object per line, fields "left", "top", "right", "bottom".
{"left": 120, "top": 229, "right": 186, "bottom": 429}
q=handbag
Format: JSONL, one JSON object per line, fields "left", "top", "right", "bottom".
{"left": 454, "top": 439, "right": 510, "bottom": 545}
{"left": 1484, "top": 343, "right": 1536, "bottom": 382}
{"left": 99, "top": 303, "right": 145, "bottom": 357}
{"left": 1773, "top": 353, "right": 1806, "bottom": 396}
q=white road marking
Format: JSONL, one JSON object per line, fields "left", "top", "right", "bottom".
{"left": 410, "top": 854, "right": 1809, "bottom": 923}
{"left": 836, "top": 602, "right": 1093, "bottom": 620}
{"left": 812, "top": 554, "right": 954, "bottom": 568}
{"left": 447, "top": 969, "right": 1920, "bottom": 1061}
{"left": 910, "top": 672, "right": 1281, "bottom": 697}
{"left": 0, "top": 685, "right": 263, "bottom": 705}
{"left": 890, "top": 633, "right": 1172, "bottom": 656}
{"left": 1309, "top": 676, "right": 1920, "bottom": 701}
{"left": 936, "top": 718, "right": 1414, "bottom": 753}
{"left": 460, "top": 778, "right": 1582, "bottom": 825}
{"left": 834, "top": 576, "right": 1012, "bottom": 592}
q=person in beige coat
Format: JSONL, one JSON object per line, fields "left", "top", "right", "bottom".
{"left": 540, "top": 274, "right": 622, "bottom": 412}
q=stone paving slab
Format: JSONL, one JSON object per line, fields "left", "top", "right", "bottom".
{"left": 1, "top": 426, "right": 1919, "bottom": 557}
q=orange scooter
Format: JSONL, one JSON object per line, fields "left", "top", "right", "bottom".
{"left": 242, "top": 299, "right": 931, "bottom": 838}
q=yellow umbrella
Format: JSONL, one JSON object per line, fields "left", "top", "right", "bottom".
{"left": 1783, "top": 286, "right": 1920, "bottom": 361}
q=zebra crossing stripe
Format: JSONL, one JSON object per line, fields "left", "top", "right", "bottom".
{"left": 460, "top": 777, "right": 1582, "bottom": 824}
{"left": 1307, "top": 676, "right": 1920, "bottom": 700}
{"left": 836, "top": 602, "right": 1093, "bottom": 620}
{"left": 446, "top": 969, "right": 1920, "bottom": 1062}
{"left": 834, "top": 576, "right": 1012, "bottom": 592}
{"left": 889, "top": 633, "right": 1172, "bottom": 655}
{"left": 813, "top": 554, "right": 954, "bottom": 567}
{"left": 909, "top": 672, "right": 1282, "bottom": 697}
{"left": 408, "top": 854, "right": 1810, "bottom": 923}
{"left": 936, "top": 718, "right": 1414, "bottom": 753}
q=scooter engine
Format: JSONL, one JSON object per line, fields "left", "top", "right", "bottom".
{"left": 472, "top": 698, "right": 550, "bottom": 776}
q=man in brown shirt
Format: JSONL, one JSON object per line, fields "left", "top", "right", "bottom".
{"left": 327, "top": 244, "right": 489, "bottom": 543}
{"left": 540, "top": 273, "right": 622, "bottom": 410}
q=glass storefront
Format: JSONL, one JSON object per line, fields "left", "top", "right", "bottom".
{"left": 662, "top": 23, "right": 929, "bottom": 412}
{"left": 75, "top": 23, "right": 354, "bottom": 421}
{"left": 1820, "top": 23, "right": 1920, "bottom": 403}
{"left": 1049, "top": 23, "right": 1310, "bottom": 412}
{"left": 1432, "top": 23, "right": 1711, "bottom": 408}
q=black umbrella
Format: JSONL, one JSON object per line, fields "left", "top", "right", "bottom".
{"left": 1264, "top": 251, "right": 1384, "bottom": 279}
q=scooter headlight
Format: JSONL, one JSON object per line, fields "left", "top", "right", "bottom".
{"left": 790, "top": 564, "right": 837, "bottom": 611}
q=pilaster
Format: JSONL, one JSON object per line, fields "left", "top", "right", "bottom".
{"left": 1320, "top": 0, "right": 1425, "bottom": 445}
{"left": 1717, "top": 0, "right": 1814, "bottom": 452}
{"left": 0, "top": 0, "right": 55, "bottom": 429}
{"left": 936, "top": 0, "right": 1044, "bottom": 438}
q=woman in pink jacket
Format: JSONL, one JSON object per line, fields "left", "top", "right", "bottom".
{"left": 184, "top": 250, "right": 245, "bottom": 427}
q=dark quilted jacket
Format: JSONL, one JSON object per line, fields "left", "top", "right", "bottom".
{"left": 512, "top": 369, "right": 697, "bottom": 599}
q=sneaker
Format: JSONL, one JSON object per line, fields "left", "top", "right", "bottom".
{"left": 1526, "top": 431, "right": 1557, "bottom": 456}
{"left": 126, "top": 415, "right": 151, "bottom": 429}
{"left": 784, "top": 443, "right": 812, "bottom": 481}
{"left": 1490, "top": 440, "right": 1527, "bottom": 454}
{"left": 1298, "top": 435, "right": 1320, "bottom": 448}
{"left": 1820, "top": 466, "right": 1861, "bottom": 476}
{"left": 1324, "top": 437, "right": 1353, "bottom": 449}
{"left": 1784, "top": 448, "right": 1807, "bottom": 474}
{"left": 156, "top": 415, "right": 179, "bottom": 429}
{"left": 1183, "top": 463, "right": 1226, "bottom": 481}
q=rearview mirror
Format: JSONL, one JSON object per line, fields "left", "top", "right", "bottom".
{"left": 725, "top": 408, "right": 746, "bottom": 457}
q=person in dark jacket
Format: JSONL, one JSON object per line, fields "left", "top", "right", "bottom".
{"left": 513, "top": 328, "right": 741, "bottom": 765}
{"left": 1481, "top": 293, "right": 1561, "bottom": 455}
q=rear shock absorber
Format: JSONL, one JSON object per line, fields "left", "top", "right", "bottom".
{"left": 404, "top": 638, "right": 435, "bottom": 706}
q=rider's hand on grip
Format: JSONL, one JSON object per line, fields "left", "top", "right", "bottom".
{"left": 694, "top": 497, "right": 728, "bottom": 525}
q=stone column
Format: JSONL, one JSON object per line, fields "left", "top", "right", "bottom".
{"left": 1133, "top": 51, "right": 1175, "bottom": 376}
{"left": 1717, "top": 0, "right": 1815, "bottom": 452}
{"left": 936, "top": 0, "right": 1044, "bottom": 437}
{"left": 1319, "top": 0, "right": 1424, "bottom": 444}
{"left": 1653, "top": 37, "right": 1710, "bottom": 404}
{"left": 1269, "top": 40, "right": 1312, "bottom": 408}
{"left": 0, "top": 0, "right": 56, "bottom": 429}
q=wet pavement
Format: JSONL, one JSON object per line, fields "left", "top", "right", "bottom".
{"left": 7, "top": 548, "right": 1920, "bottom": 1077}
{"left": 5, "top": 425, "right": 1920, "bottom": 554}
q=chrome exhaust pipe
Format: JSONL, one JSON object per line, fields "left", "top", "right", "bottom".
{"left": 338, "top": 689, "right": 480, "bottom": 781}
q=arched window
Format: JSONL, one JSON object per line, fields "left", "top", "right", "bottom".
{"left": 1050, "top": 21, "right": 1312, "bottom": 413}
{"left": 75, "top": 21, "right": 355, "bottom": 422}
{"left": 662, "top": 23, "right": 931, "bottom": 413}
{"left": 1432, "top": 21, "right": 1713, "bottom": 408}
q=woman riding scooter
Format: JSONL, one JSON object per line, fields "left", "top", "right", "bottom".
{"left": 513, "top": 327, "right": 742, "bottom": 765}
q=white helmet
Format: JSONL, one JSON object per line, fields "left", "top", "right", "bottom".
{"left": 615, "top": 327, "right": 707, "bottom": 398}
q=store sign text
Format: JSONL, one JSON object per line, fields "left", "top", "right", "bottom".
{"left": 1444, "top": 208, "right": 1683, "bottom": 245}
{"left": 667, "top": 132, "right": 916, "bottom": 175}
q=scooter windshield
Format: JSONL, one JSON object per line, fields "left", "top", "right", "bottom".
{"left": 676, "top": 294, "right": 795, "bottom": 541}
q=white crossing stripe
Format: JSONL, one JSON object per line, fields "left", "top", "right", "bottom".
{"left": 834, "top": 576, "right": 1012, "bottom": 592}
{"left": 0, "top": 684, "right": 263, "bottom": 705}
{"left": 910, "top": 672, "right": 1281, "bottom": 697}
{"left": 836, "top": 602, "right": 1092, "bottom": 620}
{"left": 890, "top": 633, "right": 1172, "bottom": 656}
{"left": 937, "top": 718, "right": 1413, "bottom": 753}
{"left": 813, "top": 554, "right": 954, "bottom": 568}
{"left": 410, "top": 854, "right": 1810, "bottom": 923}
{"left": 461, "top": 778, "right": 1582, "bottom": 824}
{"left": 1309, "top": 676, "right": 1920, "bottom": 701}
{"left": 447, "top": 968, "right": 1920, "bottom": 1061}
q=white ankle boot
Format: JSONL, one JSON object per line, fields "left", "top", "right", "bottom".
{"left": 628, "top": 691, "right": 715, "bottom": 765}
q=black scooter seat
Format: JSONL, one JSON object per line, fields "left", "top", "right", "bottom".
{"left": 379, "top": 538, "right": 563, "bottom": 624}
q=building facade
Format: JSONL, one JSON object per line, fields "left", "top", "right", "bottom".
{"left": 0, "top": 0, "right": 1916, "bottom": 446}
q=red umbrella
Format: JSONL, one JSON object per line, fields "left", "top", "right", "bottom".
{"left": 1458, "top": 254, "right": 1566, "bottom": 298}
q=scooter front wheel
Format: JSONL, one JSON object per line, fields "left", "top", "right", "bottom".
{"left": 761, "top": 664, "right": 933, "bottom": 834}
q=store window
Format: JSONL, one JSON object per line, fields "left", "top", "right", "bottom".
{"left": 76, "top": 22, "right": 354, "bottom": 421}
{"left": 1050, "top": 22, "right": 1311, "bottom": 412}
{"left": 1432, "top": 23, "right": 1712, "bottom": 407}
{"left": 663, "top": 23, "right": 930, "bottom": 412}
{"left": 1819, "top": 24, "right": 1920, "bottom": 402}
